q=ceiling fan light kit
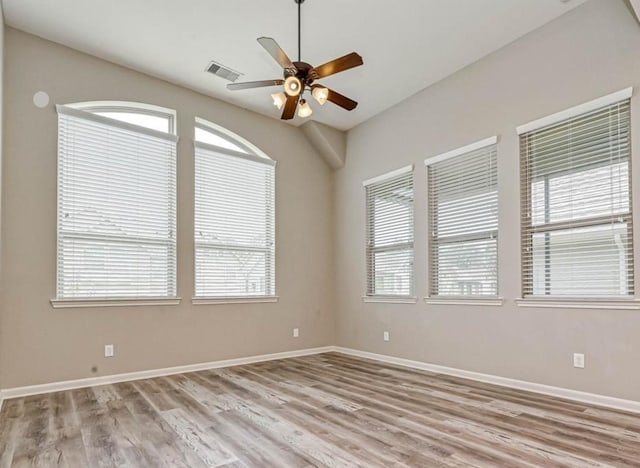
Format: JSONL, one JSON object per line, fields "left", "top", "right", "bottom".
{"left": 226, "top": 0, "right": 363, "bottom": 121}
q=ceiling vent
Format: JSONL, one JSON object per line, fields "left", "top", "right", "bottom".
{"left": 206, "top": 61, "right": 242, "bottom": 82}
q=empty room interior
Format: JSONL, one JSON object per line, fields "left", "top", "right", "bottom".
{"left": 2, "top": 0, "right": 640, "bottom": 466}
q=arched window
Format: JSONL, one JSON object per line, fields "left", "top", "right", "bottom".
{"left": 70, "top": 100, "right": 176, "bottom": 134}
{"left": 54, "top": 101, "right": 178, "bottom": 303}
{"left": 193, "top": 118, "right": 276, "bottom": 301}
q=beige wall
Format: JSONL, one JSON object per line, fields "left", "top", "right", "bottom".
{"left": 3, "top": 0, "right": 640, "bottom": 403}
{"left": 0, "top": 3, "right": 4, "bottom": 391}
{"left": 336, "top": 0, "right": 640, "bottom": 401}
{"left": 0, "top": 4, "right": 4, "bottom": 258}
{"left": 0, "top": 28, "right": 335, "bottom": 388}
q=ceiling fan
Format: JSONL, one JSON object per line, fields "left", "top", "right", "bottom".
{"left": 227, "top": 0, "right": 363, "bottom": 120}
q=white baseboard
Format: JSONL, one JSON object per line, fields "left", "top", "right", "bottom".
{"left": 0, "top": 346, "right": 334, "bottom": 401}
{"left": 2, "top": 345, "right": 639, "bottom": 416}
{"left": 333, "top": 347, "right": 640, "bottom": 414}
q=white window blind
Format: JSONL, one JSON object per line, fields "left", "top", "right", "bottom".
{"left": 364, "top": 167, "right": 414, "bottom": 297}
{"left": 194, "top": 138, "right": 276, "bottom": 298}
{"left": 520, "top": 99, "right": 633, "bottom": 297}
{"left": 427, "top": 141, "right": 498, "bottom": 297}
{"left": 56, "top": 105, "right": 177, "bottom": 299}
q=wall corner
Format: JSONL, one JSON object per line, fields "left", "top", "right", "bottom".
{"left": 300, "top": 120, "right": 346, "bottom": 170}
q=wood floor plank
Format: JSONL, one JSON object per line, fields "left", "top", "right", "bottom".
{"left": 119, "top": 381, "right": 211, "bottom": 468}
{"left": 286, "top": 355, "right": 640, "bottom": 463}
{"left": 160, "top": 408, "right": 239, "bottom": 467}
{"left": 237, "top": 366, "right": 468, "bottom": 466}
{"left": 1, "top": 353, "right": 639, "bottom": 467}
{"left": 278, "top": 362, "right": 546, "bottom": 463}
{"left": 206, "top": 409, "right": 317, "bottom": 467}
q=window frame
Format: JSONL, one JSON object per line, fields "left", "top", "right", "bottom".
{"left": 51, "top": 102, "right": 179, "bottom": 308}
{"left": 70, "top": 100, "right": 176, "bottom": 134}
{"left": 517, "top": 88, "right": 635, "bottom": 302}
{"left": 192, "top": 118, "right": 277, "bottom": 304}
{"left": 194, "top": 119, "right": 255, "bottom": 155}
{"left": 363, "top": 165, "right": 416, "bottom": 302}
{"left": 425, "top": 137, "right": 500, "bottom": 302}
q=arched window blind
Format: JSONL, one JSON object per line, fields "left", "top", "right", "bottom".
{"left": 426, "top": 138, "right": 498, "bottom": 297}
{"left": 520, "top": 95, "right": 633, "bottom": 297}
{"left": 364, "top": 166, "right": 414, "bottom": 297}
{"left": 194, "top": 124, "right": 276, "bottom": 298}
{"left": 56, "top": 105, "right": 177, "bottom": 299}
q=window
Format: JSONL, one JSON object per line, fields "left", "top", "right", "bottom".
{"left": 194, "top": 119, "right": 275, "bottom": 299}
{"left": 426, "top": 138, "right": 498, "bottom": 297}
{"left": 364, "top": 166, "right": 414, "bottom": 297}
{"left": 72, "top": 101, "right": 175, "bottom": 134}
{"left": 56, "top": 103, "right": 177, "bottom": 299}
{"left": 520, "top": 92, "right": 632, "bottom": 298}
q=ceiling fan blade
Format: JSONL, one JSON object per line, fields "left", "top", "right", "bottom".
{"left": 325, "top": 88, "right": 358, "bottom": 111}
{"left": 312, "top": 52, "right": 363, "bottom": 79}
{"left": 257, "top": 37, "right": 297, "bottom": 73}
{"left": 227, "top": 79, "right": 284, "bottom": 91}
{"left": 281, "top": 94, "right": 299, "bottom": 120}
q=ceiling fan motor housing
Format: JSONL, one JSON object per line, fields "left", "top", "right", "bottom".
{"left": 285, "top": 62, "right": 317, "bottom": 88}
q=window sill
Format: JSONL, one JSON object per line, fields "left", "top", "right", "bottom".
{"left": 515, "top": 298, "right": 640, "bottom": 310}
{"left": 192, "top": 296, "right": 279, "bottom": 305}
{"left": 362, "top": 296, "right": 418, "bottom": 304}
{"left": 424, "top": 297, "right": 504, "bottom": 306}
{"left": 50, "top": 297, "right": 182, "bottom": 309}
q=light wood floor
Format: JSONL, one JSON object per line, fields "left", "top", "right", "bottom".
{"left": 1, "top": 353, "right": 639, "bottom": 467}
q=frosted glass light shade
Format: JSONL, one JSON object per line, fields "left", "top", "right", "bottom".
{"left": 271, "top": 92, "right": 286, "bottom": 109}
{"left": 312, "top": 86, "right": 328, "bottom": 105}
{"left": 298, "top": 99, "right": 313, "bottom": 118}
{"left": 284, "top": 76, "right": 302, "bottom": 96}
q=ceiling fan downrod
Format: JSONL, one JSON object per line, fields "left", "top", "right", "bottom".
{"left": 295, "top": 0, "right": 305, "bottom": 62}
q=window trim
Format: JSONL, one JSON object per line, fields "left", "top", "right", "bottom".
{"left": 194, "top": 141, "right": 276, "bottom": 167}
{"left": 516, "top": 88, "right": 632, "bottom": 135}
{"left": 424, "top": 136, "right": 498, "bottom": 166}
{"left": 56, "top": 105, "right": 178, "bottom": 142}
{"left": 193, "top": 118, "right": 276, "bottom": 300}
{"left": 54, "top": 103, "right": 178, "bottom": 304}
{"left": 425, "top": 137, "right": 499, "bottom": 299}
{"left": 192, "top": 296, "right": 279, "bottom": 305}
{"left": 51, "top": 297, "right": 182, "bottom": 309}
{"left": 362, "top": 296, "right": 417, "bottom": 304}
{"left": 195, "top": 117, "right": 268, "bottom": 157}
{"left": 515, "top": 298, "right": 640, "bottom": 310}
{"left": 424, "top": 297, "right": 504, "bottom": 306}
{"left": 69, "top": 100, "right": 177, "bottom": 135}
{"left": 363, "top": 165, "right": 415, "bottom": 299}
{"left": 362, "top": 165, "right": 413, "bottom": 188}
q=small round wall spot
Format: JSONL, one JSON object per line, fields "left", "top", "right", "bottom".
{"left": 33, "top": 91, "right": 50, "bottom": 108}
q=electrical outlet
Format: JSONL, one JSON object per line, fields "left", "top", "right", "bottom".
{"left": 383, "top": 331, "right": 390, "bottom": 342}
{"left": 293, "top": 328, "right": 299, "bottom": 338}
{"left": 104, "top": 344, "right": 114, "bottom": 358}
{"left": 573, "top": 353, "right": 585, "bottom": 369}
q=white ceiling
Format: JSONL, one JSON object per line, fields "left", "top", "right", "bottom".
{"left": 2, "top": 0, "right": 588, "bottom": 131}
